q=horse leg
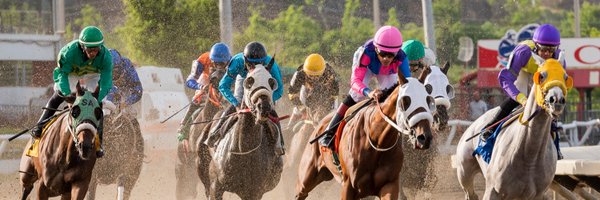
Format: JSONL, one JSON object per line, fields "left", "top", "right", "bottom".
{"left": 483, "top": 186, "right": 501, "bottom": 200}
{"left": 21, "top": 183, "right": 34, "bottom": 200}
{"left": 37, "top": 183, "right": 50, "bottom": 200}
{"left": 209, "top": 180, "right": 224, "bottom": 200}
{"left": 456, "top": 140, "right": 480, "bottom": 200}
{"left": 340, "top": 180, "right": 358, "bottom": 200}
{"left": 176, "top": 145, "right": 197, "bottom": 200}
{"left": 71, "top": 180, "right": 92, "bottom": 200}
{"left": 295, "top": 146, "right": 332, "bottom": 200}
{"left": 378, "top": 180, "right": 400, "bottom": 200}
{"left": 196, "top": 142, "right": 212, "bottom": 198}
{"left": 86, "top": 177, "right": 98, "bottom": 200}
{"left": 239, "top": 192, "right": 263, "bottom": 200}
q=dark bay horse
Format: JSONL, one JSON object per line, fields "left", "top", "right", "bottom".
{"left": 20, "top": 83, "right": 102, "bottom": 200}
{"left": 295, "top": 72, "right": 435, "bottom": 200}
{"left": 175, "top": 69, "right": 226, "bottom": 199}
{"left": 86, "top": 106, "right": 144, "bottom": 200}
{"left": 200, "top": 64, "right": 283, "bottom": 200}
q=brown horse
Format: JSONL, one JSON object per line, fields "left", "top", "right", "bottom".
{"left": 20, "top": 83, "right": 102, "bottom": 200}
{"left": 295, "top": 72, "right": 435, "bottom": 200}
{"left": 175, "top": 68, "right": 226, "bottom": 199}
{"left": 86, "top": 108, "right": 144, "bottom": 200}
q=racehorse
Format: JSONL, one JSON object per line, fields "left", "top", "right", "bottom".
{"left": 19, "top": 82, "right": 102, "bottom": 200}
{"left": 295, "top": 70, "right": 436, "bottom": 200}
{"left": 455, "top": 56, "right": 572, "bottom": 200}
{"left": 202, "top": 63, "right": 283, "bottom": 200}
{"left": 86, "top": 103, "right": 144, "bottom": 200}
{"left": 175, "top": 68, "right": 226, "bottom": 199}
{"left": 400, "top": 62, "right": 454, "bottom": 199}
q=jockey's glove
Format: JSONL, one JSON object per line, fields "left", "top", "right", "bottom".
{"left": 516, "top": 93, "right": 527, "bottom": 106}
{"left": 177, "top": 133, "right": 187, "bottom": 142}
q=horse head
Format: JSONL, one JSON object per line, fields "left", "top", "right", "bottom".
{"left": 424, "top": 61, "right": 454, "bottom": 132}
{"left": 243, "top": 63, "right": 278, "bottom": 123}
{"left": 69, "top": 82, "right": 103, "bottom": 160}
{"left": 397, "top": 72, "right": 435, "bottom": 149}
{"left": 531, "top": 53, "right": 573, "bottom": 118}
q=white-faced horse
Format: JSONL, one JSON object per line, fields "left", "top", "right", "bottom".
{"left": 455, "top": 56, "right": 572, "bottom": 200}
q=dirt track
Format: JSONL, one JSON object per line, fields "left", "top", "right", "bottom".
{"left": 1, "top": 119, "right": 484, "bottom": 200}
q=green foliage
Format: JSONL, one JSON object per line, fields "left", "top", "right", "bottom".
{"left": 0, "top": 3, "right": 44, "bottom": 34}
{"left": 64, "top": 4, "right": 105, "bottom": 44}
{"left": 119, "top": 0, "right": 219, "bottom": 69}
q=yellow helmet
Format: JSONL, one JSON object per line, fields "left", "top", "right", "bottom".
{"left": 303, "top": 54, "right": 326, "bottom": 76}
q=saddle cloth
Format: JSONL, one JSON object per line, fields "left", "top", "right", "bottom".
{"left": 27, "top": 116, "right": 100, "bottom": 157}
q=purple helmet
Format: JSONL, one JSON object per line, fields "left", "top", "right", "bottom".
{"left": 533, "top": 24, "right": 560, "bottom": 46}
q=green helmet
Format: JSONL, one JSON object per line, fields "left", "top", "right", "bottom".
{"left": 402, "top": 40, "right": 425, "bottom": 61}
{"left": 79, "top": 26, "right": 104, "bottom": 48}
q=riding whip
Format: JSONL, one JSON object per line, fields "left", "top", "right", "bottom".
{"left": 159, "top": 102, "right": 192, "bottom": 123}
{"left": 8, "top": 108, "right": 71, "bottom": 142}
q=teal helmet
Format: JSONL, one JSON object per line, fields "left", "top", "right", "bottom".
{"left": 79, "top": 26, "right": 104, "bottom": 48}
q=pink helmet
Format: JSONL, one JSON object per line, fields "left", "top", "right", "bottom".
{"left": 374, "top": 26, "right": 403, "bottom": 53}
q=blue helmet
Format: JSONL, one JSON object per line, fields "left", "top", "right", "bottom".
{"left": 209, "top": 43, "right": 231, "bottom": 63}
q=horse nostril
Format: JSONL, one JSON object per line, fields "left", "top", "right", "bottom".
{"left": 417, "top": 134, "right": 426, "bottom": 144}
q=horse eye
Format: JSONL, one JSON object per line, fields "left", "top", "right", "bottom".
{"left": 425, "top": 84, "right": 433, "bottom": 94}
{"left": 71, "top": 105, "right": 81, "bottom": 118}
{"left": 244, "top": 77, "right": 255, "bottom": 89}
{"left": 446, "top": 85, "right": 455, "bottom": 99}
{"left": 400, "top": 96, "right": 411, "bottom": 111}
{"left": 268, "top": 78, "right": 277, "bottom": 90}
{"left": 94, "top": 107, "right": 103, "bottom": 120}
{"left": 427, "top": 96, "right": 437, "bottom": 112}
{"left": 540, "top": 71, "right": 547, "bottom": 83}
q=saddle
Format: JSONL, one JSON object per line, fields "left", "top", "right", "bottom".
{"left": 332, "top": 98, "right": 373, "bottom": 153}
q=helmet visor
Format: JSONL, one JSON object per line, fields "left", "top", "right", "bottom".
{"left": 535, "top": 43, "right": 558, "bottom": 54}
{"left": 375, "top": 48, "right": 397, "bottom": 59}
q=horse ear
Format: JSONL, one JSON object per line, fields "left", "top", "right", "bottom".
{"left": 76, "top": 81, "right": 84, "bottom": 96}
{"left": 442, "top": 61, "right": 451, "bottom": 75}
{"left": 398, "top": 71, "right": 408, "bottom": 85}
{"left": 557, "top": 51, "right": 565, "bottom": 66}
{"left": 92, "top": 85, "right": 100, "bottom": 99}
{"left": 533, "top": 71, "right": 541, "bottom": 85}
{"left": 531, "top": 53, "right": 545, "bottom": 66}
{"left": 418, "top": 66, "right": 431, "bottom": 84}
{"left": 566, "top": 75, "right": 574, "bottom": 90}
{"left": 266, "top": 54, "right": 276, "bottom": 71}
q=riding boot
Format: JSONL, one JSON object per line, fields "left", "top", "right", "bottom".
{"left": 480, "top": 97, "right": 520, "bottom": 141}
{"left": 96, "top": 118, "right": 104, "bottom": 158}
{"left": 318, "top": 96, "right": 354, "bottom": 149}
{"left": 551, "top": 120, "right": 563, "bottom": 160}
{"left": 205, "top": 105, "right": 236, "bottom": 147}
{"left": 31, "top": 92, "right": 65, "bottom": 139}
{"left": 177, "top": 102, "right": 201, "bottom": 142}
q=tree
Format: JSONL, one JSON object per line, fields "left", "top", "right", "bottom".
{"left": 118, "top": 0, "right": 219, "bottom": 69}
{"left": 64, "top": 4, "right": 105, "bottom": 44}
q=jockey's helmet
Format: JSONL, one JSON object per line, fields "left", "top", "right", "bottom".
{"left": 243, "top": 42, "right": 267, "bottom": 64}
{"left": 79, "top": 26, "right": 104, "bottom": 48}
{"left": 303, "top": 54, "right": 326, "bottom": 76}
{"left": 402, "top": 40, "right": 425, "bottom": 61}
{"left": 373, "top": 26, "right": 403, "bottom": 53}
{"left": 210, "top": 43, "right": 231, "bottom": 63}
{"left": 533, "top": 24, "right": 560, "bottom": 46}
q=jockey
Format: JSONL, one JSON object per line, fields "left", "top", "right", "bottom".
{"left": 105, "top": 49, "right": 143, "bottom": 111}
{"left": 205, "top": 42, "right": 284, "bottom": 151}
{"left": 287, "top": 54, "right": 339, "bottom": 126}
{"left": 480, "top": 24, "right": 566, "bottom": 142}
{"left": 31, "top": 26, "right": 113, "bottom": 157}
{"left": 401, "top": 40, "right": 426, "bottom": 78}
{"left": 177, "top": 43, "right": 231, "bottom": 147}
{"left": 319, "top": 25, "right": 411, "bottom": 149}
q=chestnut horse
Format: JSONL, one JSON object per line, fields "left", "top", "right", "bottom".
{"left": 295, "top": 71, "right": 435, "bottom": 200}
{"left": 20, "top": 83, "right": 102, "bottom": 200}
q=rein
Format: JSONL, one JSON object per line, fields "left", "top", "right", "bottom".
{"left": 368, "top": 100, "right": 404, "bottom": 152}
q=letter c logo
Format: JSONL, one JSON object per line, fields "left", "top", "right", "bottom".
{"left": 575, "top": 45, "right": 600, "bottom": 65}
